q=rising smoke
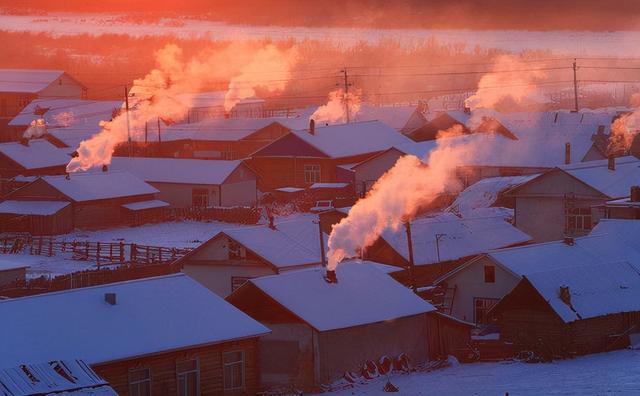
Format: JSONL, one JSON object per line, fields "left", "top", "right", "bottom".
{"left": 23, "top": 119, "right": 47, "bottom": 139}
{"left": 311, "top": 88, "right": 362, "bottom": 124}
{"left": 67, "top": 43, "right": 296, "bottom": 172}
{"left": 326, "top": 55, "right": 550, "bottom": 270}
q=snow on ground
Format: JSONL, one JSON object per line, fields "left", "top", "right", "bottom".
{"left": 1, "top": 252, "right": 97, "bottom": 279}
{"left": 324, "top": 349, "right": 640, "bottom": 395}
{"left": 56, "top": 220, "right": 246, "bottom": 248}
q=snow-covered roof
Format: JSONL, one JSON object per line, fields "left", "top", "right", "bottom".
{"left": 558, "top": 156, "right": 640, "bottom": 198}
{"left": 216, "top": 214, "right": 326, "bottom": 269}
{"left": 177, "top": 91, "right": 264, "bottom": 109}
{"left": 48, "top": 127, "right": 102, "bottom": 151}
{"left": 292, "top": 120, "right": 414, "bottom": 158}
{"left": 351, "top": 104, "right": 418, "bottom": 130}
{"left": 9, "top": 99, "right": 120, "bottom": 127}
{"left": 41, "top": 171, "right": 158, "bottom": 202}
{"left": 381, "top": 212, "right": 531, "bottom": 265}
{"left": 0, "top": 139, "right": 69, "bottom": 169}
{"left": 109, "top": 157, "right": 248, "bottom": 185}
{"left": 0, "top": 359, "right": 113, "bottom": 395}
{"left": 447, "top": 174, "right": 539, "bottom": 214}
{"left": 489, "top": 233, "right": 640, "bottom": 277}
{"left": 121, "top": 199, "right": 169, "bottom": 211}
{"left": 0, "top": 256, "right": 29, "bottom": 272}
{"left": 605, "top": 197, "right": 640, "bottom": 208}
{"left": 0, "top": 274, "right": 269, "bottom": 368}
{"left": 309, "top": 182, "right": 349, "bottom": 189}
{"left": 136, "top": 117, "right": 290, "bottom": 142}
{"left": 274, "top": 187, "right": 304, "bottom": 193}
{"left": 246, "top": 262, "right": 435, "bottom": 331}
{"left": 590, "top": 219, "right": 640, "bottom": 251}
{"left": 525, "top": 260, "right": 640, "bottom": 323}
{"left": 0, "top": 69, "right": 64, "bottom": 93}
{"left": 0, "top": 200, "right": 70, "bottom": 215}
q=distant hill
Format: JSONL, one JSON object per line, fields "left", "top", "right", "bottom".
{"left": 2, "top": 0, "right": 640, "bottom": 31}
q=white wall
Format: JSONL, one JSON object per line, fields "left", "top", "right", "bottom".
{"left": 445, "top": 256, "right": 520, "bottom": 323}
{"left": 149, "top": 182, "right": 220, "bottom": 208}
{"left": 183, "top": 263, "right": 275, "bottom": 297}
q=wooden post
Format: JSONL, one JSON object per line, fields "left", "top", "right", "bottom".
{"left": 96, "top": 242, "right": 101, "bottom": 269}
{"left": 146, "top": 246, "right": 150, "bottom": 264}
{"left": 48, "top": 238, "right": 53, "bottom": 257}
{"left": 119, "top": 241, "right": 124, "bottom": 264}
{"left": 131, "top": 243, "right": 137, "bottom": 265}
{"left": 85, "top": 242, "right": 89, "bottom": 260}
{"left": 109, "top": 243, "right": 113, "bottom": 262}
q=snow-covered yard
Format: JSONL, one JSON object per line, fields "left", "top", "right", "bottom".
{"left": 324, "top": 349, "right": 640, "bottom": 395}
{"left": 1, "top": 252, "right": 97, "bottom": 279}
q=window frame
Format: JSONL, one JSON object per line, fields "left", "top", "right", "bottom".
{"left": 231, "top": 276, "right": 251, "bottom": 292}
{"left": 473, "top": 297, "right": 500, "bottom": 325}
{"left": 128, "top": 367, "right": 151, "bottom": 396}
{"left": 564, "top": 207, "right": 592, "bottom": 233}
{"left": 483, "top": 265, "right": 496, "bottom": 283}
{"left": 176, "top": 358, "right": 200, "bottom": 396}
{"left": 303, "top": 164, "right": 321, "bottom": 184}
{"left": 223, "top": 350, "right": 245, "bottom": 391}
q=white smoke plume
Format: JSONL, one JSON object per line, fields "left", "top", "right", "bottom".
{"left": 52, "top": 111, "right": 75, "bottom": 127}
{"left": 23, "top": 118, "right": 47, "bottom": 139}
{"left": 326, "top": 55, "right": 551, "bottom": 270}
{"left": 465, "top": 55, "right": 548, "bottom": 111}
{"left": 67, "top": 43, "right": 297, "bottom": 172}
{"left": 608, "top": 111, "right": 640, "bottom": 155}
{"left": 224, "top": 44, "right": 297, "bottom": 112}
{"left": 311, "top": 88, "right": 362, "bottom": 124}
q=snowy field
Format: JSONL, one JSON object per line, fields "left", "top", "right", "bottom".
{"left": 1, "top": 252, "right": 98, "bottom": 279}
{"left": 325, "top": 349, "right": 640, "bottom": 395}
{"left": 56, "top": 220, "right": 249, "bottom": 248}
{"left": 1, "top": 13, "right": 640, "bottom": 56}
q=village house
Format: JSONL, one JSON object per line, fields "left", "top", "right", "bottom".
{"left": 128, "top": 117, "right": 300, "bottom": 160}
{"left": 435, "top": 232, "right": 640, "bottom": 324}
{"left": 406, "top": 109, "right": 518, "bottom": 142}
{"left": 177, "top": 214, "right": 326, "bottom": 296}
{"left": 226, "top": 263, "right": 440, "bottom": 388}
{"left": 177, "top": 91, "right": 266, "bottom": 121}
{"left": 597, "top": 186, "right": 640, "bottom": 220}
{"left": 7, "top": 98, "right": 121, "bottom": 150}
{"left": 351, "top": 103, "right": 428, "bottom": 133}
{"left": 109, "top": 157, "right": 258, "bottom": 208}
{"left": 2, "top": 170, "right": 162, "bottom": 233}
{"left": 506, "top": 156, "right": 640, "bottom": 242}
{"left": 0, "top": 139, "right": 69, "bottom": 180}
{"left": 0, "top": 274, "right": 270, "bottom": 395}
{"left": 0, "top": 256, "right": 28, "bottom": 288}
{"left": 0, "top": 360, "right": 117, "bottom": 395}
{"left": 491, "top": 259, "right": 640, "bottom": 357}
{"left": 0, "top": 69, "right": 86, "bottom": 141}
{"left": 247, "top": 120, "right": 414, "bottom": 191}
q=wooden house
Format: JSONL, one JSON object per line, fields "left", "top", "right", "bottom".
{"left": 435, "top": 233, "right": 640, "bottom": 324}
{"left": 491, "top": 260, "right": 640, "bottom": 357}
{"left": 0, "top": 139, "right": 69, "bottom": 179}
{"left": 406, "top": 110, "right": 517, "bottom": 142}
{"left": 0, "top": 69, "right": 86, "bottom": 141}
{"left": 177, "top": 214, "right": 325, "bottom": 296}
{"left": 226, "top": 263, "right": 437, "bottom": 388}
{"left": 3, "top": 170, "right": 162, "bottom": 232}
{"left": 0, "top": 256, "right": 28, "bottom": 288}
{"left": 247, "top": 120, "right": 414, "bottom": 191}
{"left": 110, "top": 157, "right": 258, "bottom": 208}
{"left": 0, "top": 274, "right": 270, "bottom": 395}
{"left": 130, "top": 118, "right": 296, "bottom": 160}
{"left": 506, "top": 156, "right": 640, "bottom": 242}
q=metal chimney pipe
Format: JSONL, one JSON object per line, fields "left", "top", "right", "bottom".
{"left": 565, "top": 143, "right": 571, "bottom": 165}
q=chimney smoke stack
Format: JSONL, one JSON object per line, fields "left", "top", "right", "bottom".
{"left": 268, "top": 214, "right": 276, "bottom": 230}
{"left": 309, "top": 119, "right": 315, "bottom": 135}
{"left": 565, "top": 142, "right": 571, "bottom": 165}
{"left": 325, "top": 269, "right": 338, "bottom": 284}
{"left": 463, "top": 104, "right": 471, "bottom": 115}
{"left": 104, "top": 292, "right": 116, "bottom": 305}
{"left": 608, "top": 155, "right": 616, "bottom": 171}
{"left": 564, "top": 236, "right": 575, "bottom": 246}
{"left": 102, "top": 164, "right": 108, "bottom": 172}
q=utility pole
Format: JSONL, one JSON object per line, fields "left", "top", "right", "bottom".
{"left": 342, "top": 68, "right": 351, "bottom": 123}
{"left": 124, "top": 85, "right": 132, "bottom": 157}
{"left": 157, "top": 117, "right": 162, "bottom": 145}
{"left": 573, "top": 59, "right": 579, "bottom": 112}
{"left": 404, "top": 221, "right": 417, "bottom": 293}
{"left": 435, "top": 233, "right": 446, "bottom": 275}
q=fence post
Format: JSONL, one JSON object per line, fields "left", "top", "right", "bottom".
{"left": 119, "top": 241, "right": 124, "bottom": 264}
{"left": 85, "top": 242, "right": 89, "bottom": 260}
{"left": 130, "top": 244, "right": 137, "bottom": 265}
{"left": 38, "top": 237, "right": 43, "bottom": 255}
{"left": 109, "top": 243, "right": 113, "bottom": 262}
{"left": 96, "top": 242, "right": 101, "bottom": 270}
{"left": 48, "top": 238, "right": 53, "bottom": 257}
{"left": 146, "top": 246, "right": 150, "bottom": 264}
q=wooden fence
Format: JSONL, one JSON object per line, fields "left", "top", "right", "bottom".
{"left": 165, "top": 206, "right": 261, "bottom": 224}
{"left": 1, "top": 236, "right": 192, "bottom": 268}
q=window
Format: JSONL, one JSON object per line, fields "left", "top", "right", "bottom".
{"left": 223, "top": 351, "right": 245, "bottom": 391}
{"left": 129, "top": 368, "right": 151, "bottom": 396}
{"left": 177, "top": 359, "right": 199, "bottom": 396}
{"left": 565, "top": 207, "right": 592, "bottom": 233}
{"left": 304, "top": 164, "right": 321, "bottom": 184}
{"left": 231, "top": 276, "right": 250, "bottom": 292}
{"left": 484, "top": 265, "right": 495, "bottom": 283}
{"left": 192, "top": 188, "right": 209, "bottom": 207}
{"left": 474, "top": 298, "right": 500, "bottom": 324}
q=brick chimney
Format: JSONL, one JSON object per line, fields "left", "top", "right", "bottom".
{"left": 325, "top": 269, "right": 338, "bottom": 284}
{"left": 309, "top": 119, "right": 316, "bottom": 135}
{"left": 565, "top": 143, "right": 571, "bottom": 165}
{"left": 608, "top": 155, "right": 616, "bottom": 171}
{"left": 104, "top": 293, "right": 116, "bottom": 305}
{"left": 631, "top": 186, "right": 640, "bottom": 202}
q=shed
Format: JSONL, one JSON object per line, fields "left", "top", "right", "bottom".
{"left": 0, "top": 200, "right": 72, "bottom": 235}
{"left": 109, "top": 157, "right": 258, "bottom": 208}
{"left": 0, "top": 273, "right": 270, "bottom": 394}
{"left": 226, "top": 263, "right": 436, "bottom": 388}
{"left": 0, "top": 139, "right": 69, "bottom": 178}
{"left": 491, "top": 260, "right": 640, "bottom": 357}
